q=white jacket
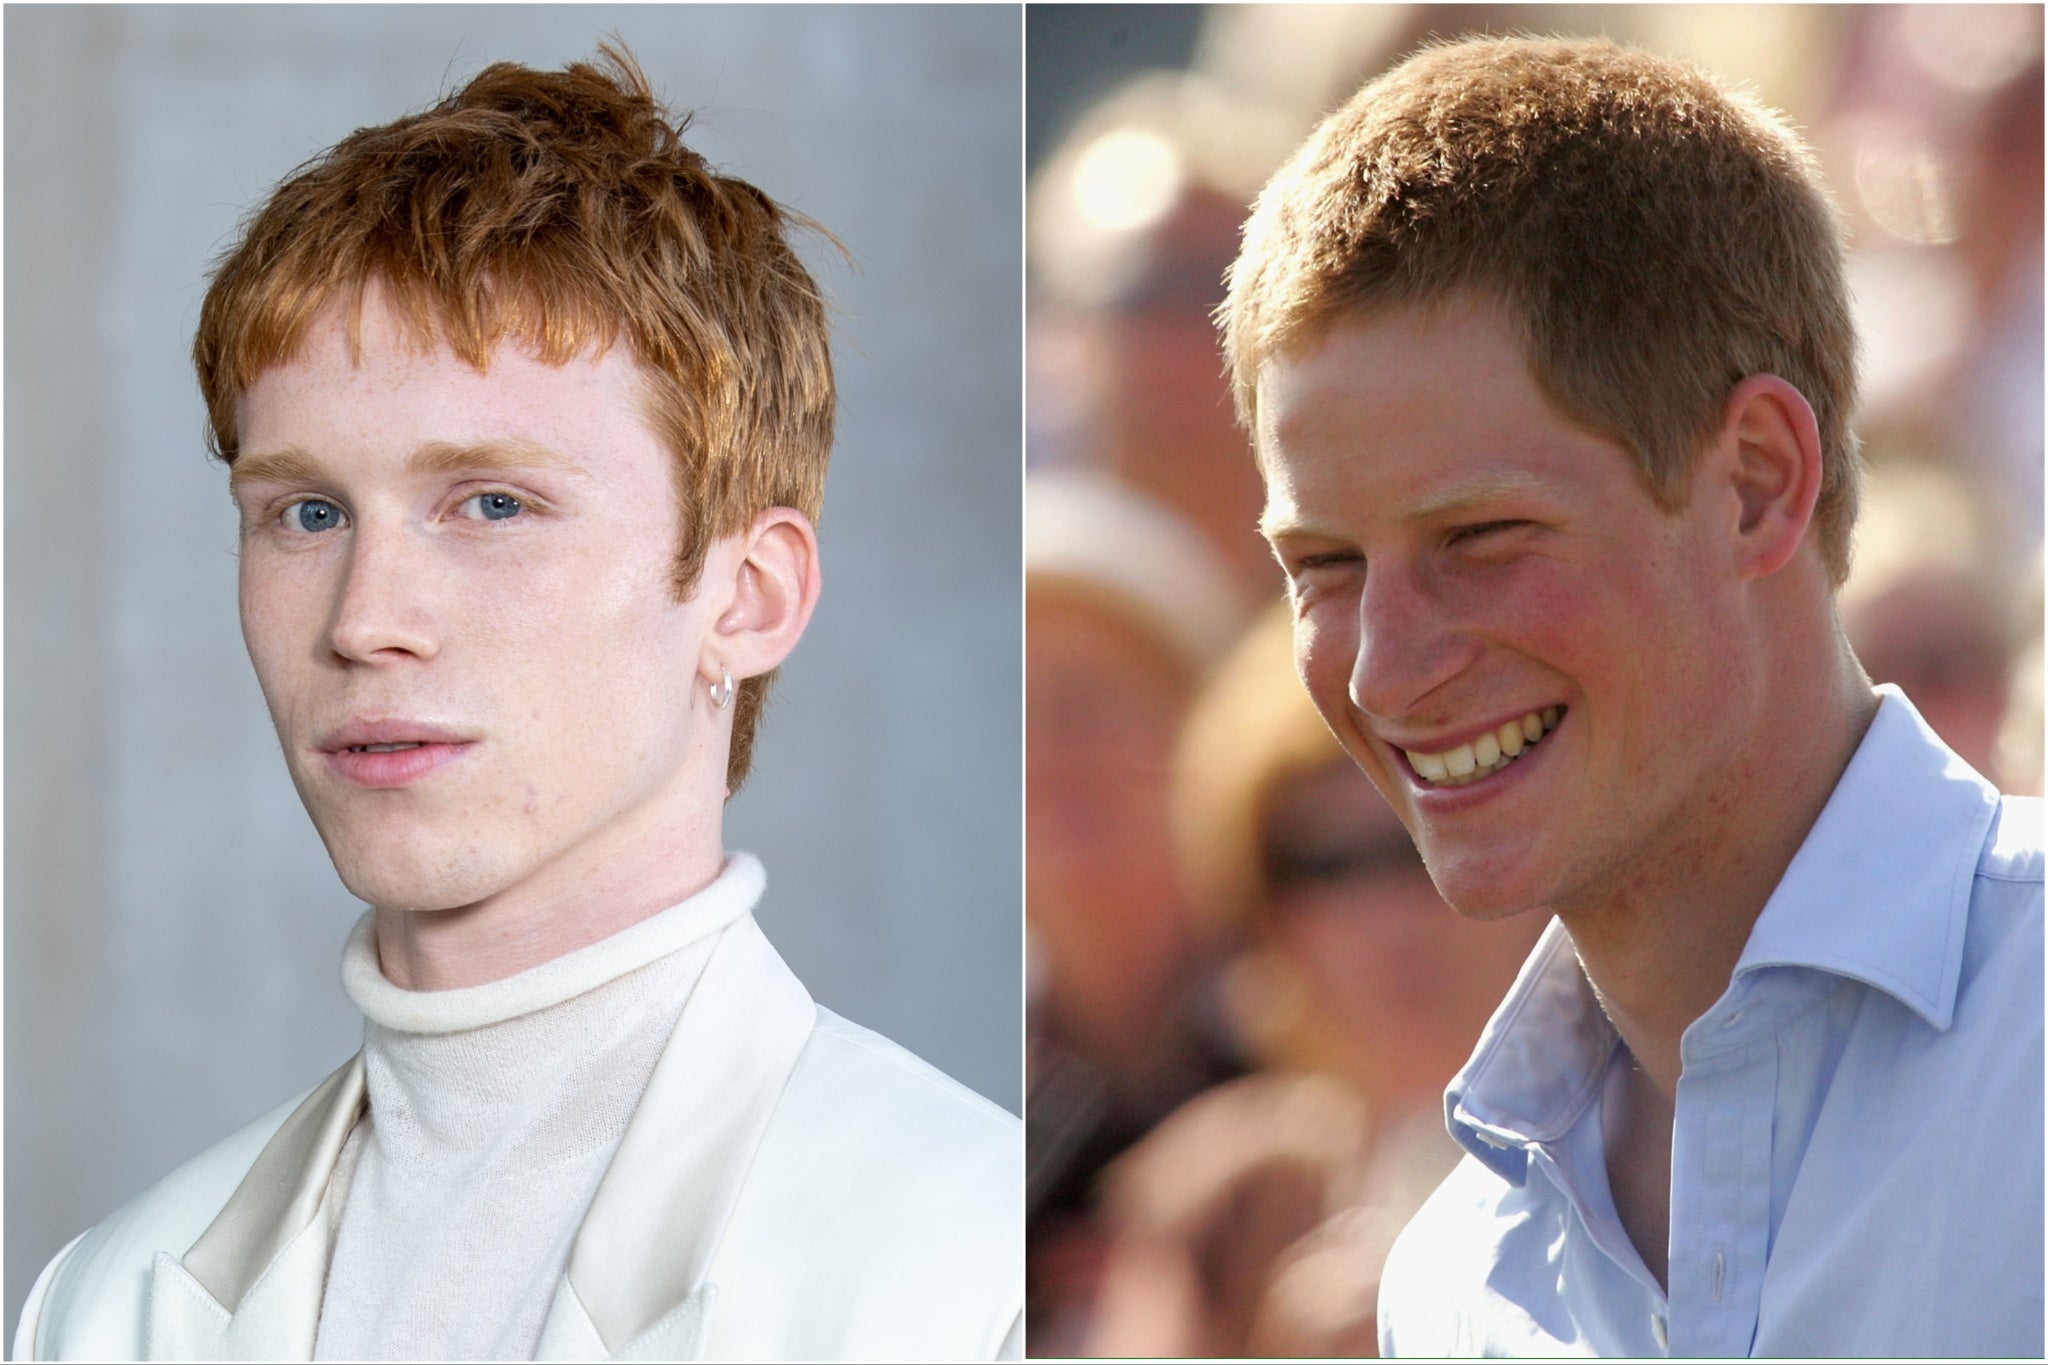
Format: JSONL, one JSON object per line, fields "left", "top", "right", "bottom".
{"left": 14, "top": 912, "right": 1022, "bottom": 1361}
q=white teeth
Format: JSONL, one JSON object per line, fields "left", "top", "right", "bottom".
{"left": 354, "top": 742, "right": 423, "bottom": 753}
{"left": 1403, "top": 707, "right": 1562, "bottom": 787}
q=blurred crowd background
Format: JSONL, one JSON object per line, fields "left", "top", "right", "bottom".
{"left": 1025, "top": 5, "right": 2043, "bottom": 1356}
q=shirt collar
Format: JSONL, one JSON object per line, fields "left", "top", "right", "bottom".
{"left": 1445, "top": 686, "right": 1996, "bottom": 1175}
{"left": 1445, "top": 919, "right": 1615, "bottom": 1181}
{"left": 1730, "top": 685, "right": 1995, "bottom": 1032}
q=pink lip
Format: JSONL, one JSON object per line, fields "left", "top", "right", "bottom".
{"left": 318, "top": 720, "right": 475, "bottom": 789}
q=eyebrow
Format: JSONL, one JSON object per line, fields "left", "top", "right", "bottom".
{"left": 1258, "top": 506, "right": 1343, "bottom": 543}
{"left": 407, "top": 438, "right": 588, "bottom": 479}
{"left": 1402, "top": 470, "right": 1555, "bottom": 521}
{"left": 228, "top": 437, "right": 587, "bottom": 495}
{"left": 226, "top": 446, "right": 324, "bottom": 496}
{"left": 1259, "top": 469, "right": 1556, "bottom": 542}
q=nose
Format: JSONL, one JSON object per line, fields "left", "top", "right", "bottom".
{"left": 326, "top": 521, "right": 439, "bottom": 664}
{"left": 1347, "top": 560, "right": 1476, "bottom": 720}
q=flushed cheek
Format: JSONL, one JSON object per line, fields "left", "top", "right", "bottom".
{"left": 1290, "top": 633, "right": 1411, "bottom": 813}
{"left": 1291, "top": 614, "right": 1358, "bottom": 722}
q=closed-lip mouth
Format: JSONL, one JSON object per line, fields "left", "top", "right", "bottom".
{"left": 317, "top": 720, "right": 474, "bottom": 753}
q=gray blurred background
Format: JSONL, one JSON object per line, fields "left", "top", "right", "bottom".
{"left": 6, "top": 3, "right": 1022, "bottom": 1332}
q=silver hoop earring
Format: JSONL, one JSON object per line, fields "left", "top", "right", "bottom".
{"left": 709, "top": 665, "right": 735, "bottom": 711}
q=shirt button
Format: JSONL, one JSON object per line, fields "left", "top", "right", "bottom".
{"left": 1651, "top": 1313, "right": 1669, "bottom": 1349}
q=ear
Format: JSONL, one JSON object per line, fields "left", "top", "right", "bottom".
{"left": 701, "top": 508, "right": 822, "bottom": 686}
{"left": 1715, "top": 374, "right": 1824, "bottom": 581}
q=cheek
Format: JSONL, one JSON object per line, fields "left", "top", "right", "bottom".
{"left": 469, "top": 524, "right": 680, "bottom": 655}
{"left": 503, "top": 552, "right": 700, "bottom": 742}
{"left": 1295, "top": 611, "right": 1408, "bottom": 778}
{"left": 1468, "top": 556, "right": 1584, "bottom": 650}
{"left": 1476, "top": 558, "right": 1649, "bottom": 702}
{"left": 238, "top": 553, "right": 327, "bottom": 696}
{"left": 1292, "top": 608, "right": 1358, "bottom": 716}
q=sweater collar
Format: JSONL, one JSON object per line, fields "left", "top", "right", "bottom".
{"left": 341, "top": 853, "right": 765, "bottom": 1033}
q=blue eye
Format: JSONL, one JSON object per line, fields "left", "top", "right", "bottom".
{"left": 287, "top": 499, "right": 344, "bottom": 533}
{"left": 461, "top": 492, "right": 524, "bottom": 522}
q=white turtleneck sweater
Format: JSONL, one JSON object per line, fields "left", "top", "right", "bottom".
{"left": 312, "top": 854, "right": 766, "bottom": 1362}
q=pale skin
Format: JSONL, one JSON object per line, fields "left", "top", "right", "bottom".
{"left": 233, "top": 287, "right": 819, "bottom": 990}
{"left": 1256, "top": 293, "right": 1876, "bottom": 1288}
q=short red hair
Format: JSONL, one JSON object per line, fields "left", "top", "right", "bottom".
{"left": 194, "top": 44, "right": 835, "bottom": 791}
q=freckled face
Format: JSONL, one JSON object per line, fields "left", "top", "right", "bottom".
{"left": 1256, "top": 296, "right": 1746, "bottom": 921}
{"left": 234, "top": 294, "right": 713, "bottom": 913}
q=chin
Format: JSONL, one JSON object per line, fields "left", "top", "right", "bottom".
{"left": 1420, "top": 848, "right": 1556, "bottom": 923}
{"left": 332, "top": 861, "right": 481, "bottom": 916}
{"left": 318, "top": 823, "right": 511, "bottom": 914}
{"left": 1436, "top": 885, "right": 1550, "bottom": 924}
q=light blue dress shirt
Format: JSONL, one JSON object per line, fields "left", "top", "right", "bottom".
{"left": 1378, "top": 687, "right": 2044, "bottom": 1357}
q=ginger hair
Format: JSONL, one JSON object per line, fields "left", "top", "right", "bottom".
{"left": 1223, "top": 35, "right": 1861, "bottom": 584}
{"left": 194, "top": 43, "right": 835, "bottom": 791}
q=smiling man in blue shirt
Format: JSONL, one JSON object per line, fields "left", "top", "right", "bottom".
{"left": 1221, "top": 35, "right": 2043, "bottom": 1357}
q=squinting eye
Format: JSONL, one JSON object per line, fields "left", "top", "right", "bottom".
{"left": 460, "top": 492, "right": 524, "bottom": 522}
{"left": 1293, "top": 550, "right": 1362, "bottom": 576}
{"left": 1454, "top": 520, "right": 1524, "bottom": 543}
{"left": 284, "top": 499, "right": 344, "bottom": 533}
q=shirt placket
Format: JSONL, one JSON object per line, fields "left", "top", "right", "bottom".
{"left": 1666, "top": 1018, "right": 1777, "bottom": 1357}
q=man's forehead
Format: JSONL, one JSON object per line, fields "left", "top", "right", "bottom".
{"left": 1252, "top": 315, "right": 1638, "bottom": 542}
{"left": 232, "top": 291, "right": 657, "bottom": 472}
{"left": 1259, "top": 435, "right": 1563, "bottom": 541}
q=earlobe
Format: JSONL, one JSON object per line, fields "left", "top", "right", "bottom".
{"left": 1721, "top": 375, "right": 1823, "bottom": 581}
{"left": 706, "top": 508, "right": 822, "bottom": 682}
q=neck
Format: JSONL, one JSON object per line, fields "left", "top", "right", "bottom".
{"left": 373, "top": 798, "right": 726, "bottom": 991}
{"left": 1563, "top": 612, "right": 1877, "bottom": 1101}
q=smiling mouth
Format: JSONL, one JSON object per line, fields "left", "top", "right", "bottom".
{"left": 1403, "top": 707, "right": 1562, "bottom": 787}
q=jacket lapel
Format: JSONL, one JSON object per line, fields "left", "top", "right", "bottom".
{"left": 140, "top": 909, "right": 810, "bottom": 1361}
{"left": 533, "top": 1279, "right": 717, "bottom": 1361}
{"left": 539, "top": 913, "right": 816, "bottom": 1361}
{"left": 145, "top": 1057, "right": 366, "bottom": 1361}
